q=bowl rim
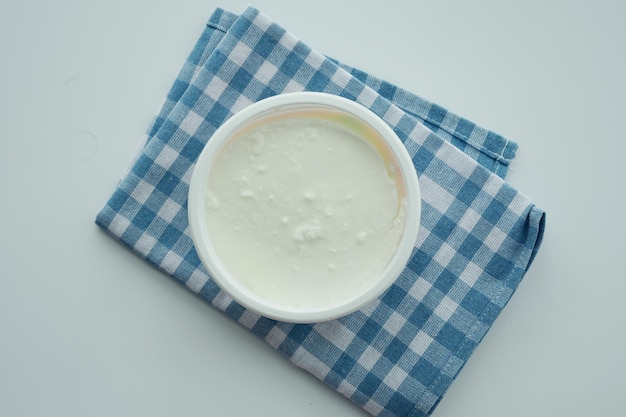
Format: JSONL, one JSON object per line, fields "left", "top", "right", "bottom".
{"left": 188, "top": 92, "right": 420, "bottom": 323}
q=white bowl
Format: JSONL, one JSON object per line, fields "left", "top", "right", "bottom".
{"left": 188, "top": 92, "right": 420, "bottom": 323}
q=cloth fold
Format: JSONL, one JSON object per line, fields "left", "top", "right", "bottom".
{"left": 96, "top": 6, "right": 545, "bottom": 417}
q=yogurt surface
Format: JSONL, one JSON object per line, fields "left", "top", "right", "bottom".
{"left": 204, "top": 112, "right": 405, "bottom": 310}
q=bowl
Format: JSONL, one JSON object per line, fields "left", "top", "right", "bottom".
{"left": 188, "top": 92, "right": 420, "bottom": 323}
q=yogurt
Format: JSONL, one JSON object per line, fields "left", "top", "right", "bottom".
{"left": 203, "top": 111, "right": 406, "bottom": 309}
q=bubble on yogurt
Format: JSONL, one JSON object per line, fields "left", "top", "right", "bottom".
{"left": 356, "top": 231, "right": 368, "bottom": 244}
{"left": 240, "top": 189, "right": 255, "bottom": 199}
{"left": 205, "top": 192, "right": 219, "bottom": 210}
{"left": 293, "top": 223, "right": 321, "bottom": 242}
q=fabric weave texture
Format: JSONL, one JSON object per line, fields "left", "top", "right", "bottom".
{"left": 96, "top": 7, "right": 545, "bottom": 417}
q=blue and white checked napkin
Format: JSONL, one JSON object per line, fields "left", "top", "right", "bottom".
{"left": 96, "top": 7, "right": 545, "bottom": 417}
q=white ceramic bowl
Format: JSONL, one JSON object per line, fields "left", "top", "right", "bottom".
{"left": 188, "top": 92, "right": 420, "bottom": 323}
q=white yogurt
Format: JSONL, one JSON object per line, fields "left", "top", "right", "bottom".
{"left": 204, "top": 112, "right": 405, "bottom": 309}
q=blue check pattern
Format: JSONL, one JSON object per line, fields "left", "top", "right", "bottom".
{"left": 96, "top": 7, "right": 545, "bottom": 417}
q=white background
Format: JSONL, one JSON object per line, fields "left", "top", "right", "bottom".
{"left": 2, "top": 0, "right": 625, "bottom": 416}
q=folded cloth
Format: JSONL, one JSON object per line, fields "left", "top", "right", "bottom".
{"left": 96, "top": 6, "right": 545, "bottom": 417}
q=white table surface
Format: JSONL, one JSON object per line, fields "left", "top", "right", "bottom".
{"left": 2, "top": 1, "right": 625, "bottom": 416}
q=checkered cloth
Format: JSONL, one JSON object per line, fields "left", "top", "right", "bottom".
{"left": 96, "top": 7, "right": 545, "bottom": 417}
